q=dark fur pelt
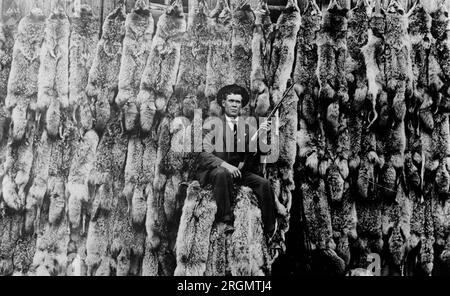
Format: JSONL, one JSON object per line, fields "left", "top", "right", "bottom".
{"left": 86, "top": 6, "right": 126, "bottom": 132}
{"left": 294, "top": 0, "right": 321, "bottom": 127}
{"left": 317, "top": 0, "right": 349, "bottom": 138}
{"left": 116, "top": 0, "right": 154, "bottom": 133}
{"left": 69, "top": 4, "right": 99, "bottom": 133}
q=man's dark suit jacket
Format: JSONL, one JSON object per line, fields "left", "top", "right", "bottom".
{"left": 196, "top": 115, "right": 261, "bottom": 186}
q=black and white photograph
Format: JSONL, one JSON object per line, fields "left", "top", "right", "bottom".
{"left": 0, "top": 0, "right": 450, "bottom": 282}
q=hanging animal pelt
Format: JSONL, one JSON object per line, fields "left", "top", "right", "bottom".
{"left": 317, "top": 0, "right": 349, "bottom": 138}
{"left": 67, "top": 130, "right": 99, "bottom": 229}
{"left": 25, "top": 128, "right": 51, "bottom": 234}
{"left": 36, "top": 6, "right": 70, "bottom": 139}
{"left": 0, "top": 6, "right": 21, "bottom": 141}
{"left": 268, "top": 0, "right": 301, "bottom": 106}
{"left": 116, "top": 0, "right": 154, "bottom": 133}
{"left": 5, "top": 8, "right": 45, "bottom": 143}
{"left": 122, "top": 135, "right": 146, "bottom": 226}
{"left": 381, "top": 183, "right": 413, "bottom": 275}
{"left": 229, "top": 187, "right": 269, "bottom": 276}
{"left": 137, "top": 0, "right": 186, "bottom": 135}
{"left": 294, "top": 0, "right": 321, "bottom": 127}
{"left": 230, "top": 0, "right": 255, "bottom": 109}
{"left": 266, "top": 88, "right": 298, "bottom": 253}
{"left": 330, "top": 189, "right": 357, "bottom": 272}
{"left": 171, "top": 0, "right": 210, "bottom": 114}
{"left": 174, "top": 181, "right": 217, "bottom": 276}
{"left": 430, "top": 1, "right": 450, "bottom": 112}
{"left": 301, "top": 179, "right": 346, "bottom": 274}
{"left": 205, "top": 0, "right": 233, "bottom": 116}
{"left": 250, "top": 0, "right": 272, "bottom": 116}
{"left": 384, "top": 0, "right": 413, "bottom": 124}
{"left": 86, "top": 6, "right": 126, "bottom": 132}
{"left": 69, "top": 4, "right": 99, "bottom": 133}
{"left": 2, "top": 127, "right": 35, "bottom": 211}
{"left": 346, "top": 0, "right": 371, "bottom": 174}
{"left": 87, "top": 111, "right": 128, "bottom": 275}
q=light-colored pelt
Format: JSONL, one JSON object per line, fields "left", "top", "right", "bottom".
{"left": 205, "top": 0, "right": 233, "bottom": 108}
{"left": 5, "top": 8, "right": 45, "bottom": 114}
{"left": 2, "top": 131, "right": 34, "bottom": 211}
{"left": 268, "top": 0, "right": 301, "bottom": 105}
{"left": 229, "top": 186, "right": 269, "bottom": 276}
{"left": 86, "top": 6, "right": 126, "bottom": 132}
{"left": 116, "top": 0, "right": 154, "bottom": 133}
{"left": 69, "top": 4, "right": 99, "bottom": 132}
{"left": 230, "top": 1, "right": 255, "bottom": 95}
{"left": 205, "top": 223, "right": 227, "bottom": 276}
{"left": 86, "top": 214, "right": 111, "bottom": 276}
{"left": 174, "top": 181, "right": 217, "bottom": 276}
{"left": 137, "top": 1, "right": 186, "bottom": 134}
{"left": 67, "top": 130, "right": 99, "bottom": 229}
{"left": 36, "top": 7, "right": 70, "bottom": 138}
{"left": 171, "top": 0, "right": 209, "bottom": 115}
{"left": 31, "top": 219, "right": 70, "bottom": 276}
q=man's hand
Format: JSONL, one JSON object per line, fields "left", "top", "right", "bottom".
{"left": 260, "top": 120, "right": 272, "bottom": 132}
{"left": 221, "top": 162, "right": 242, "bottom": 179}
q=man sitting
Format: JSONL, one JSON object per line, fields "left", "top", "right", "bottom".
{"left": 196, "top": 84, "right": 277, "bottom": 240}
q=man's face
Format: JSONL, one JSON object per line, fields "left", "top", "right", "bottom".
{"left": 222, "top": 93, "right": 242, "bottom": 118}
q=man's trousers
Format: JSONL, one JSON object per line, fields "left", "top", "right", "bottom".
{"left": 207, "top": 166, "right": 276, "bottom": 234}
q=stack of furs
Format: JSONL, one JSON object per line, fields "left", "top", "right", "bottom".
{"left": 3, "top": 0, "right": 450, "bottom": 276}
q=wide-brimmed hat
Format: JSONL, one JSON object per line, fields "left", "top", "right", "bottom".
{"left": 216, "top": 84, "right": 250, "bottom": 107}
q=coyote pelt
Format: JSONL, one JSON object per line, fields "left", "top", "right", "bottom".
{"left": 317, "top": 0, "right": 349, "bottom": 137}
{"left": 137, "top": 1, "right": 186, "bottom": 134}
{"left": 205, "top": 0, "right": 233, "bottom": 114}
{"left": 116, "top": 0, "right": 154, "bottom": 133}
{"left": 171, "top": 0, "right": 210, "bottom": 115}
{"left": 294, "top": 0, "right": 321, "bottom": 126}
{"left": 230, "top": 2, "right": 255, "bottom": 97}
{"left": 31, "top": 219, "right": 70, "bottom": 276}
{"left": 69, "top": 4, "right": 99, "bottom": 132}
{"left": 86, "top": 215, "right": 112, "bottom": 276}
{"left": 123, "top": 135, "right": 146, "bottom": 226}
{"left": 174, "top": 181, "right": 217, "bottom": 276}
{"left": 67, "top": 130, "right": 99, "bottom": 229}
{"left": 346, "top": 0, "right": 370, "bottom": 112}
{"left": 250, "top": 1, "right": 272, "bottom": 116}
{"left": 229, "top": 186, "right": 269, "bottom": 276}
{"left": 36, "top": 7, "right": 70, "bottom": 138}
{"left": 5, "top": 9, "right": 45, "bottom": 142}
{"left": 25, "top": 129, "right": 51, "bottom": 233}
{"left": 330, "top": 189, "right": 357, "bottom": 270}
{"left": 0, "top": 211, "right": 22, "bottom": 275}
{"left": 268, "top": 0, "right": 301, "bottom": 105}
{"left": 2, "top": 129, "right": 35, "bottom": 211}
{"left": 205, "top": 223, "right": 227, "bottom": 276}
{"left": 86, "top": 6, "right": 126, "bottom": 132}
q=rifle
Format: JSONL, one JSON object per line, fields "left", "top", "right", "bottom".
{"left": 239, "top": 81, "right": 297, "bottom": 171}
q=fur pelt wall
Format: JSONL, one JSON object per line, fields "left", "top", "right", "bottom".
{"left": 3, "top": 0, "right": 450, "bottom": 276}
